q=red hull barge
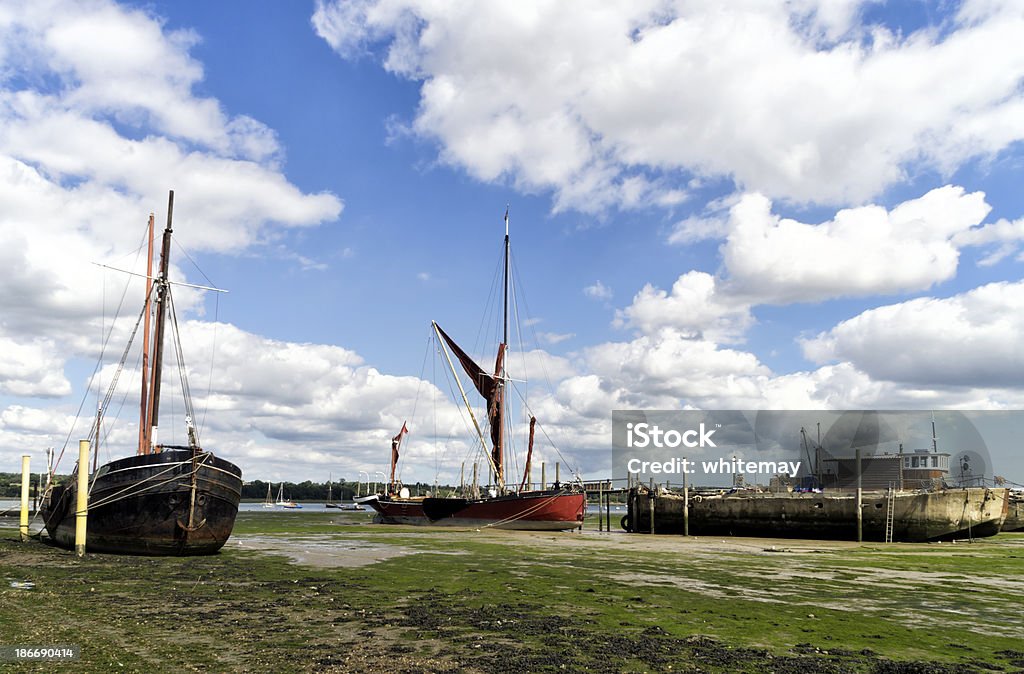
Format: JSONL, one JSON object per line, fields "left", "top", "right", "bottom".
{"left": 367, "top": 490, "right": 585, "bottom": 530}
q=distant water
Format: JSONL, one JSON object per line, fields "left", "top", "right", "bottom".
{"left": 0, "top": 498, "right": 32, "bottom": 514}
{"left": 238, "top": 502, "right": 372, "bottom": 514}
{"left": 0, "top": 499, "right": 370, "bottom": 516}
{"left": 3, "top": 500, "right": 626, "bottom": 515}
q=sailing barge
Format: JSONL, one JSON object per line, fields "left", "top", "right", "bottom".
{"left": 42, "top": 192, "right": 243, "bottom": 555}
{"left": 366, "top": 210, "right": 585, "bottom": 530}
{"left": 623, "top": 485, "right": 1009, "bottom": 542}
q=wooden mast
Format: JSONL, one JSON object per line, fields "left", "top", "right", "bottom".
{"left": 146, "top": 191, "right": 174, "bottom": 454}
{"left": 137, "top": 214, "right": 155, "bottom": 455}
{"left": 494, "top": 208, "right": 510, "bottom": 489}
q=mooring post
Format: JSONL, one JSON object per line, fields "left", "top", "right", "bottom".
{"left": 856, "top": 447, "right": 863, "bottom": 543}
{"left": 541, "top": 462, "right": 546, "bottom": 491}
{"left": 597, "top": 481, "right": 603, "bottom": 531}
{"left": 649, "top": 477, "right": 656, "bottom": 534}
{"left": 605, "top": 486, "right": 611, "bottom": 533}
{"left": 75, "top": 440, "right": 90, "bottom": 557}
{"left": 683, "top": 457, "right": 689, "bottom": 537}
{"left": 19, "top": 455, "right": 30, "bottom": 542}
{"left": 555, "top": 462, "right": 560, "bottom": 486}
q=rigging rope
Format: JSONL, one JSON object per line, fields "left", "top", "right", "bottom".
{"left": 52, "top": 224, "right": 151, "bottom": 476}
{"left": 167, "top": 287, "right": 198, "bottom": 446}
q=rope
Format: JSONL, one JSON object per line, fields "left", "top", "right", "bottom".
{"left": 199, "top": 291, "right": 220, "bottom": 436}
{"left": 507, "top": 378, "right": 579, "bottom": 477}
{"left": 167, "top": 287, "right": 198, "bottom": 445}
{"left": 81, "top": 453, "right": 213, "bottom": 512}
{"left": 479, "top": 492, "right": 571, "bottom": 528}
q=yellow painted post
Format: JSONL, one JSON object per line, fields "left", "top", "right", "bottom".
{"left": 19, "top": 455, "right": 30, "bottom": 541}
{"left": 75, "top": 440, "right": 90, "bottom": 557}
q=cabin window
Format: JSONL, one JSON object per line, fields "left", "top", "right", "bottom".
{"left": 904, "top": 458, "right": 911, "bottom": 468}
{"left": 912, "top": 457, "right": 919, "bottom": 468}
{"left": 931, "top": 456, "right": 938, "bottom": 468}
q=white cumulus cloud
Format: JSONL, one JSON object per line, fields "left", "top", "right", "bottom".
{"left": 314, "top": 0, "right": 1024, "bottom": 211}
{"left": 802, "top": 280, "right": 1024, "bottom": 388}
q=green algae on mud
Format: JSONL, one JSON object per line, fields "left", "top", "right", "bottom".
{"left": 1, "top": 512, "right": 1022, "bottom": 673}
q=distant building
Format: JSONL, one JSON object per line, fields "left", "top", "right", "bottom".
{"left": 821, "top": 450, "right": 949, "bottom": 490}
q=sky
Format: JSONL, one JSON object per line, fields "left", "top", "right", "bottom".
{"left": 1, "top": 0, "right": 1023, "bottom": 487}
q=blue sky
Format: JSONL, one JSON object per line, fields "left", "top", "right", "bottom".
{"left": 1, "top": 0, "right": 1023, "bottom": 486}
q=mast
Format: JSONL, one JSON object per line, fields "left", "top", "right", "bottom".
{"left": 93, "top": 403, "right": 101, "bottom": 472}
{"left": 503, "top": 208, "right": 510, "bottom": 346}
{"left": 146, "top": 191, "right": 174, "bottom": 453}
{"left": 137, "top": 214, "right": 155, "bottom": 455}
{"left": 495, "top": 208, "right": 510, "bottom": 488}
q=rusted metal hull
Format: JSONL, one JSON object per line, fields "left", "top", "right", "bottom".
{"left": 1003, "top": 494, "right": 1024, "bottom": 532}
{"left": 41, "top": 450, "right": 242, "bottom": 556}
{"left": 368, "top": 490, "right": 586, "bottom": 530}
{"left": 625, "top": 487, "right": 1009, "bottom": 542}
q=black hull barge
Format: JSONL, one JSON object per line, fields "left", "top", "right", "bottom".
{"left": 42, "top": 450, "right": 242, "bottom": 556}
{"left": 40, "top": 193, "right": 243, "bottom": 556}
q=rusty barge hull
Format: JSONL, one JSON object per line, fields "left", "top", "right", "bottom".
{"left": 625, "top": 487, "right": 1009, "bottom": 542}
{"left": 42, "top": 450, "right": 243, "bottom": 556}
{"left": 1003, "top": 495, "right": 1024, "bottom": 532}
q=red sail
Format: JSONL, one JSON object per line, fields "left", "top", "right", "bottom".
{"left": 520, "top": 416, "right": 536, "bottom": 491}
{"left": 390, "top": 422, "right": 408, "bottom": 488}
{"left": 435, "top": 323, "right": 505, "bottom": 484}
{"left": 434, "top": 323, "right": 496, "bottom": 401}
{"left": 489, "top": 344, "right": 506, "bottom": 484}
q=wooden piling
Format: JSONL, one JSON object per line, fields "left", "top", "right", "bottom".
{"left": 605, "top": 488, "right": 611, "bottom": 533}
{"left": 19, "top": 455, "right": 30, "bottom": 542}
{"left": 649, "top": 478, "right": 655, "bottom": 534}
{"left": 856, "top": 448, "right": 863, "bottom": 543}
{"left": 683, "top": 458, "right": 689, "bottom": 537}
{"left": 75, "top": 440, "right": 90, "bottom": 557}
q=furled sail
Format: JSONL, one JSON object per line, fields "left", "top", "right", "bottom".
{"left": 391, "top": 421, "right": 408, "bottom": 487}
{"left": 435, "top": 323, "right": 505, "bottom": 482}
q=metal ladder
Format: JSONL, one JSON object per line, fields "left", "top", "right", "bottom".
{"left": 884, "top": 484, "right": 896, "bottom": 543}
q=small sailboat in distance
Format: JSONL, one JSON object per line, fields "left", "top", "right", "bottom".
{"left": 275, "top": 483, "right": 301, "bottom": 509}
{"left": 325, "top": 474, "right": 341, "bottom": 508}
{"left": 262, "top": 483, "right": 275, "bottom": 508}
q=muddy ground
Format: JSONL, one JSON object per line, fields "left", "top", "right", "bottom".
{"left": 1, "top": 512, "right": 1022, "bottom": 673}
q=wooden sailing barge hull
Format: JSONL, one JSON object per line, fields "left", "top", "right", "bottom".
{"left": 625, "top": 487, "right": 1009, "bottom": 542}
{"left": 369, "top": 491, "right": 586, "bottom": 530}
{"left": 42, "top": 450, "right": 242, "bottom": 556}
{"left": 366, "top": 497, "right": 427, "bottom": 525}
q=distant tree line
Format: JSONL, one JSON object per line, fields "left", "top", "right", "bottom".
{"left": 0, "top": 472, "right": 58, "bottom": 500}
{"left": 243, "top": 479, "right": 453, "bottom": 502}
{"left": 0, "top": 472, "right": 452, "bottom": 502}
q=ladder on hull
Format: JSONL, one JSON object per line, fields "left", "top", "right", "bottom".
{"left": 884, "top": 485, "right": 896, "bottom": 543}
